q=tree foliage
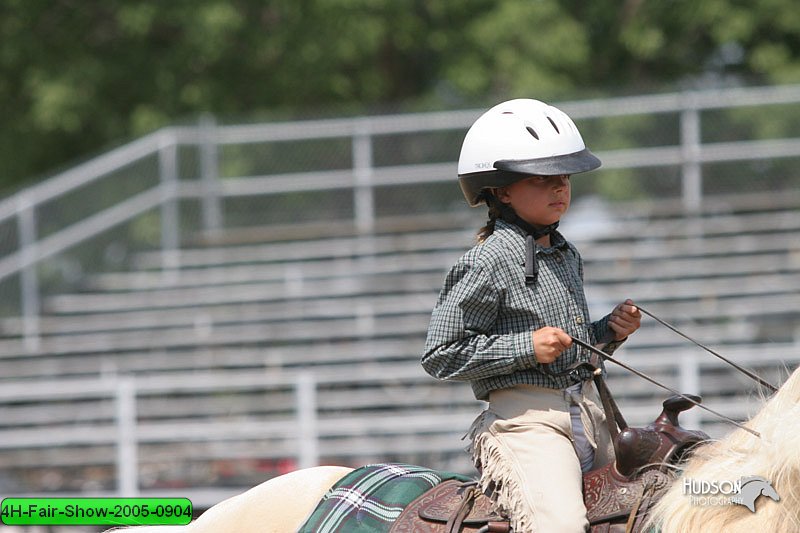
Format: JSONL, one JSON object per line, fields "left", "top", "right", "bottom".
{"left": 3, "top": 0, "right": 800, "bottom": 190}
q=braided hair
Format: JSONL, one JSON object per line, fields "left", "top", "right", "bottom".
{"left": 477, "top": 190, "right": 503, "bottom": 242}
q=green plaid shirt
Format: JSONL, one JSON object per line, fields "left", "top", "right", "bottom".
{"left": 422, "top": 219, "right": 623, "bottom": 401}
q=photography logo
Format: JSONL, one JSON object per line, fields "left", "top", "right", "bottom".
{"left": 683, "top": 476, "right": 780, "bottom": 512}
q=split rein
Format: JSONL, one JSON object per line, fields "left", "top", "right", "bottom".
{"left": 635, "top": 304, "right": 777, "bottom": 393}
{"left": 572, "top": 304, "right": 777, "bottom": 439}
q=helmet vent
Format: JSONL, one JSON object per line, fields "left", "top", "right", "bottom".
{"left": 525, "top": 126, "right": 540, "bottom": 140}
{"left": 547, "top": 116, "right": 560, "bottom": 134}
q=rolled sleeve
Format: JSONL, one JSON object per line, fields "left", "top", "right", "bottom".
{"left": 422, "top": 261, "right": 538, "bottom": 382}
{"left": 512, "top": 330, "right": 538, "bottom": 371}
{"left": 592, "top": 314, "right": 626, "bottom": 354}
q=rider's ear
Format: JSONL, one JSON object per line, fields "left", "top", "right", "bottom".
{"left": 494, "top": 186, "right": 512, "bottom": 204}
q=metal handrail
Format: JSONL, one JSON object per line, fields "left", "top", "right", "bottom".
{"left": 2, "top": 84, "right": 800, "bottom": 351}
{"left": 0, "top": 132, "right": 165, "bottom": 223}
{"left": 6, "top": 84, "right": 800, "bottom": 222}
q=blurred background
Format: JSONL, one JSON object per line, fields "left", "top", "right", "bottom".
{"left": 1, "top": 0, "right": 799, "bottom": 529}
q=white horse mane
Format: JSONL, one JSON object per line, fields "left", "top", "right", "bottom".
{"left": 646, "top": 364, "right": 800, "bottom": 532}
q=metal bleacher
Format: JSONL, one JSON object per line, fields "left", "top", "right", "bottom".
{"left": 1, "top": 86, "right": 799, "bottom": 510}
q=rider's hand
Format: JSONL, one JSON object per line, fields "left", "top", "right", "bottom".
{"left": 609, "top": 299, "right": 642, "bottom": 341}
{"left": 532, "top": 327, "right": 572, "bottom": 364}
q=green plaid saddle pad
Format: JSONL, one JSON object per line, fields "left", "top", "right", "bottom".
{"left": 298, "top": 463, "right": 472, "bottom": 532}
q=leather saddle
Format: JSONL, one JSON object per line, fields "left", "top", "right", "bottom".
{"left": 613, "top": 395, "right": 709, "bottom": 478}
{"left": 389, "top": 479, "right": 508, "bottom": 533}
{"left": 391, "top": 394, "right": 709, "bottom": 532}
{"left": 586, "top": 394, "right": 709, "bottom": 532}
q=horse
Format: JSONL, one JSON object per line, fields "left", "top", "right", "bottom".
{"left": 644, "top": 362, "right": 800, "bottom": 532}
{"left": 105, "top": 465, "right": 353, "bottom": 533}
{"left": 109, "top": 364, "right": 800, "bottom": 533}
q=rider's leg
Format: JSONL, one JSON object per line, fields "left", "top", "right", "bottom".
{"left": 468, "top": 383, "right": 591, "bottom": 533}
{"left": 581, "top": 380, "right": 616, "bottom": 470}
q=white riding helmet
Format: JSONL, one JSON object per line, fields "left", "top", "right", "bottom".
{"left": 458, "top": 98, "right": 601, "bottom": 206}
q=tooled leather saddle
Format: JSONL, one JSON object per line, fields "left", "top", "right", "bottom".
{"left": 390, "top": 394, "right": 709, "bottom": 532}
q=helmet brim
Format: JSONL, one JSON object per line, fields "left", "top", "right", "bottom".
{"left": 494, "top": 148, "right": 601, "bottom": 176}
{"left": 458, "top": 148, "right": 602, "bottom": 206}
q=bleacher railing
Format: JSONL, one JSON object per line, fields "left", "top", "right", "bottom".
{"left": 2, "top": 84, "right": 800, "bottom": 352}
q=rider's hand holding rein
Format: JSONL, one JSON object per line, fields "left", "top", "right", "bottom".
{"left": 531, "top": 301, "right": 640, "bottom": 364}
{"left": 608, "top": 299, "right": 641, "bottom": 341}
{"left": 533, "top": 326, "right": 573, "bottom": 364}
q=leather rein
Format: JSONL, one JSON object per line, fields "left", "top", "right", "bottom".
{"left": 545, "top": 304, "right": 776, "bottom": 439}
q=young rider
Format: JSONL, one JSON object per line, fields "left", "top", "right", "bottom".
{"left": 422, "top": 98, "right": 641, "bottom": 532}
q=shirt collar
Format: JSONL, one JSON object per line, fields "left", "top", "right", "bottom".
{"left": 493, "top": 219, "right": 569, "bottom": 264}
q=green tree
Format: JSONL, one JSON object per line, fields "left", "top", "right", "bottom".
{"left": 3, "top": 0, "right": 800, "bottom": 190}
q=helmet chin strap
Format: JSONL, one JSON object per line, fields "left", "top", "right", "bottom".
{"left": 521, "top": 222, "right": 558, "bottom": 286}
{"left": 487, "top": 195, "right": 558, "bottom": 285}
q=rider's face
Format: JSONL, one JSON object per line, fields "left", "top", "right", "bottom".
{"left": 496, "top": 174, "right": 571, "bottom": 227}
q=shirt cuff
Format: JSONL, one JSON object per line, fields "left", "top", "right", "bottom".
{"left": 603, "top": 338, "right": 626, "bottom": 355}
{"left": 592, "top": 314, "right": 626, "bottom": 355}
{"left": 513, "top": 331, "right": 539, "bottom": 370}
